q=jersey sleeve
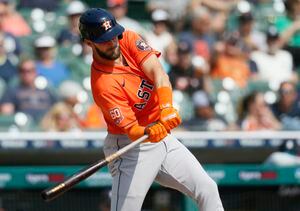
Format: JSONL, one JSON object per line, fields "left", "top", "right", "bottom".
{"left": 123, "top": 30, "right": 160, "bottom": 67}
{"left": 97, "top": 88, "right": 138, "bottom": 131}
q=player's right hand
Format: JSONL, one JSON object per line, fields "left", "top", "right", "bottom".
{"left": 160, "top": 107, "right": 182, "bottom": 132}
{"left": 145, "top": 122, "right": 168, "bottom": 143}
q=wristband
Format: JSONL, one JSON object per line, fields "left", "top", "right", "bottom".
{"left": 157, "top": 87, "right": 173, "bottom": 110}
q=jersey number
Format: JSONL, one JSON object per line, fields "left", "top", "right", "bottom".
{"left": 109, "top": 107, "right": 123, "bottom": 125}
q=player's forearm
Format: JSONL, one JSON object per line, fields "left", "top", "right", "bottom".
{"left": 154, "top": 70, "right": 171, "bottom": 89}
{"left": 142, "top": 54, "right": 171, "bottom": 89}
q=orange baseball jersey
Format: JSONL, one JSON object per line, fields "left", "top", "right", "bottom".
{"left": 91, "top": 30, "right": 161, "bottom": 134}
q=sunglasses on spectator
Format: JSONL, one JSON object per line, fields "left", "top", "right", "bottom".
{"left": 20, "top": 67, "right": 36, "bottom": 73}
{"left": 279, "top": 89, "right": 295, "bottom": 95}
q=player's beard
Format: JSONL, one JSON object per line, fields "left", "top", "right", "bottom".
{"left": 95, "top": 45, "right": 120, "bottom": 60}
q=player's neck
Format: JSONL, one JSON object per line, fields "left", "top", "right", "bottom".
{"left": 94, "top": 54, "right": 125, "bottom": 66}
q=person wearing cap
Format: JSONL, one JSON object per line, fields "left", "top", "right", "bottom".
{"left": 78, "top": 7, "right": 224, "bottom": 211}
{"left": 236, "top": 11, "right": 267, "bottom": 52}
{"left": 34, "top": 35, "right": 71, "bottom": 87}
{"left": 250, "top": 26, "right": 297, "bottom": 87}
{"left": 57, "top": 0, "right": 86, "bottom": 46}
{"left": 144, "top": 9, "right": 176, "bottom": 73}
{"left": 106, "top": 0, "right": 146, "bottom": 36}
{"left": 0, "top": 58, "right": 57, "bottom": 124}
{"left": 168, "top": 40, "right": 207, "bottom": 96}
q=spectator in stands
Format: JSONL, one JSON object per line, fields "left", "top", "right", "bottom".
{"left": 236, "top": 11, "right": 266, "bottom": 52}
{"left": 188, "top": 0, "right": 240, "bottom": 14}
{"left": 106, "top": 0, "right": 146, "bottom": 36}
{"left": 0, "top": 58, "right": 57, "bottom": 123}
{"left": 210, "top": 32, "right": 252, "bottom": 88}
{"left": 275, "top": 0, "right": 300, "bottom": 69}
{"left": 271, "top": 81, "right": 300, "bottom": 130}
{"left": 188, "top": 0, "right": 240, "bottom": 35}
{"left": 168, "top": 40, "right": 209, "bottom": 96}
{"left": 45, "top": 80, "right": 87, "bottom": 129}
{"left": 144, "top": 9, "right": 176, "bottom": 72}
{"left": 40, "top": 102, "right": 81, "bottom": 132}
{"left": 251, "top": 26, "right": 297, "bottom": 88}
{"left": 238, "top": 91, "right": 281, "bottom": 131}
{"left": 0, "top": 31, "right": 21, "bottom": 59}
{"left": 146, "top": 0, "right": 191, "bottom": 32}
{"left": 34, "top": 35, "right": 70, "bottom": 87}
{"left": 147, "top": 0, "right": 239, "bottom": 33}
{"left": 18, "top": 0, "right": 59, "bottom": 11}
{"left": 0, "top": 0, "right": 31, "bottom": 37}
{"left": 0, "top": 32, "right": 18, "bottom": 85}
{"left": 182, "top": 90, "right": 227, "bottom": 131}
{"left": 0, "top": 12, "right": 22, "bottom": 58}
{"left": 179, "top": 7, "right": 216, "bottom": 64}
{"left": 57, "top": 0, "right": 86, "bottom": 46}
{"left": 0, "top": 2, "right": 22, "bottom": 57}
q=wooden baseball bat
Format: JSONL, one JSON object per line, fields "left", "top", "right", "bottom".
{"left": 41, "top": 135, "right": 148, "bottom": 202}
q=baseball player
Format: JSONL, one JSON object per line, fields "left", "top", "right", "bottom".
{"left": 79, "top": 8, "right": 224, "bottom": 211}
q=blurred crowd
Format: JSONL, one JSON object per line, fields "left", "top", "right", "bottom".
{"left": 0, "top": 0, "right": 300, "bottom": 133}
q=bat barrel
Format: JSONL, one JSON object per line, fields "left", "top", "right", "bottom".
{"left": 41, "top": 183, "right": 67, "bottom": 202}
{"left": 41, "top": 159, "right": 108, "bottom": 202}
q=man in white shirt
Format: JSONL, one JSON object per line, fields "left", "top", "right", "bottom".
{"left": 251, "top": 26, "right": 298, "bottom": 89}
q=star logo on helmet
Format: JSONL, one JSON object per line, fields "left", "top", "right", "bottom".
{"left": 102, "top": 20, "right": 112, "bottom": 31}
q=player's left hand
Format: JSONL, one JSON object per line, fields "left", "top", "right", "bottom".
{"left": 145, "top": 122, "right": 168, "bottom": 143}
{"left": 159, "top": 107, "right": 181, "bottom": 132}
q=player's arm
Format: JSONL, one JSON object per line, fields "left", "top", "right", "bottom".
{"left": 141, "top": 54, "right": 171, "bottom": 88}
{"left": 98, "top": 89, "right": 167, "bottom": 143}
{"left": 141, "top": 54, "right": 181, "bottom": 131}
{"left": 125, "top": 122, "right": 168, "bottom": 143}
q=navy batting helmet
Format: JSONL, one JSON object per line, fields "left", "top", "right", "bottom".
{"left": 79, "top": 8, "right": 124, "bottom": 43}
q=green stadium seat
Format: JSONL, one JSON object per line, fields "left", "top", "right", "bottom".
{"left": 0, "top": 115, "right": 16, "bottom": 131}
{"left": 247, "top": 80, "right": 270, "bottom": 93}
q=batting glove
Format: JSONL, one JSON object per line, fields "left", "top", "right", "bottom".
{"left": 145, "top": 122, "right": 168, "bottom": 143}
{"left": 159, "top": 107, "right": 181, "bottom": 132}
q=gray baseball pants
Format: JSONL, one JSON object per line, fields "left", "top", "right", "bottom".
{"left": 103, "top": 134, "right": 224, "bottom": 211}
